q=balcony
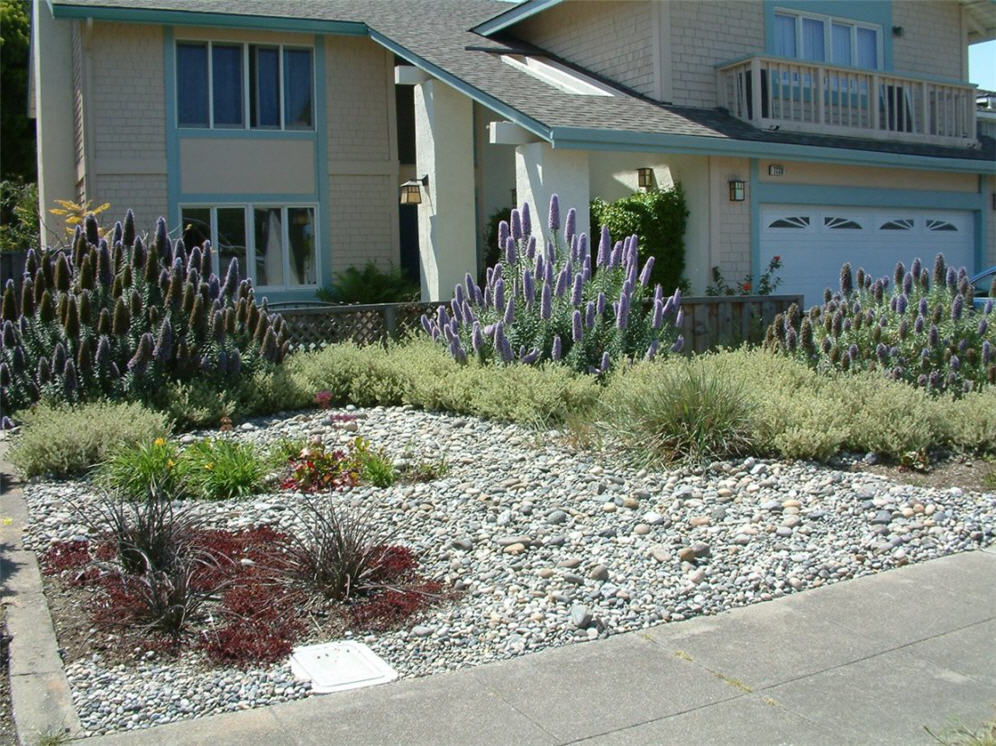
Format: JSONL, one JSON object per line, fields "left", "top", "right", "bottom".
{"left": 717, "top": 56, "right": 977, "bottom": 147}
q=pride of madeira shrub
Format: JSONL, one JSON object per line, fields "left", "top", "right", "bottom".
{"left": 421, "top": 195, "right": 685, "bottom": 373}
{"left": 767, "top": 253, "right": 995, "bottom": 395}
{"left": 0, "top": 210, "right": 289, "bottom": 418}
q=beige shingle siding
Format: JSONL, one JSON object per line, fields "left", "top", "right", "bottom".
{"left": 97, "top": 175, "right": 169, "bottom": 236}
{"left": 713, "top": 156, "right": 752, "bottom": 283}
{"left": 514, "top": 1, "right": 656, "bottom": 99}
{"left": 669, "top": 1, "right": 764, "bottom": 109}
{"left": 892, "top": 1, "right": 966, "bottom": 82}
{"left": 328, "top": 175, "right": 398, "bottom": 270}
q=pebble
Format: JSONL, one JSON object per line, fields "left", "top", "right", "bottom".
{"left": 17, "top": 406, "right": 994, "bottom": 738}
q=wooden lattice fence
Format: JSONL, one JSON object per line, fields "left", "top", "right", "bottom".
{"left": 273, "top": 295, "right": 803, "bottom": 353}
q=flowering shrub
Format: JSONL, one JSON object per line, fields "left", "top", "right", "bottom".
{"left": 313, "top": 390, "right": 333, "bottom": 409}
{"left": 0, "top": 210, "right": 289, "bottom": 416}
{"left": 281, "top": 441, "right": 359, "bottom": 493}
{"left": 767, "top": 253, "right": 996, "bottom": 395}
{"left": 421, "top": 195, "right": 684, "bottom": 373}
{"left": 706, "top": 256, "right": 783, "bottom": 296}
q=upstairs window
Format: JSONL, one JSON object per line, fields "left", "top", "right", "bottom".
{"left": 176, "top": 41, "right": 313, "bottom": 130}
{"left": 774, "top": 10, "right": 881, "bottom": 70}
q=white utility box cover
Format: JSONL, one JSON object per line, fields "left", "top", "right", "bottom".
{"left": 289, "top": 641, "right": 397, "bottom": 694}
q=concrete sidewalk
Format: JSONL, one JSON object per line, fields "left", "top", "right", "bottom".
{"left": 87, "top": 548, "right": 996, "bottom": 746}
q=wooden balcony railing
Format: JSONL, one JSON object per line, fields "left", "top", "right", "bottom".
{"left": 717, "top": 56, "right": 977, "bottom": 146}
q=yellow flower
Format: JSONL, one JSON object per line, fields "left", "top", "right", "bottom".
{"left": 204, "top": 463, "right": 214, "bottom": 471}
{"left": 154, "top": 437, "right": 166, "bottom": 447}
{"left": 1, "top": 517, "right": 13, "bottom": 526}
{"left": 166, "top": 459, "right": 176, "bottom": 468}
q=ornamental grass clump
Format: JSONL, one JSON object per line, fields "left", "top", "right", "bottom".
{"left": 420, "top": 194, "right": 684, "bottom": 374}
{"left": 0, "top": 209, "right": 290, "bottom": 417}
{"left": 766, "top": 253, "right": 996, "bottom": 395}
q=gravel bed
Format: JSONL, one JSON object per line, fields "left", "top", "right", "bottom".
{"left": 20, "top": 406, "right": 996, "bottom": 736}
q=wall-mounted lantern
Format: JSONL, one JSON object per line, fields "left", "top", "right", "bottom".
{"left": 400, "top": 175, "right": 429, "bottom": 205}
{"left": 728, "top": 179, "right": 746, "bottom": 202}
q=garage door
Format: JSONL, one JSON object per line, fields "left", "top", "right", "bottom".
{"left": 760, "top": 206, "right": 974, "bottom": 308}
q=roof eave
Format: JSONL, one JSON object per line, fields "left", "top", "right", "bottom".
{"left": 471, "top": 0, "right": 564, "bottom": 37}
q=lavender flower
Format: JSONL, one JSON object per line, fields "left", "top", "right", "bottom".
{"left": 876, "top": 343, "right": 889, "bottom": 365}
{"left": 671, "top": 336, "right": 684, "bottom": 354}
{"left": 571, "top": 273, "right": 583, "bottom": 306}
{"left": 946, "top": 266, "right": 957, "bottom": 291}
{"left": 471, "top": 322, "right": 484, "bottom": 354}
{"left": 499, "top": 219, "right": 510, "bottom": 248}
{"left": 437, "top": 305, "right": 451, "bottom": 329}
{"left": 540, "top": 282, "right": 552, "bottom": 320}
{"left": 572, "top": 309, "right": 583, "bottom": 342}
{"left": 596, "top": 292, "right": 606, "bottom": 315}
{"left": 504, "top": 296, "right": 515, "bottom": 325}
{"left": 950, "top": 355, "right": 960, "bottom": 372}
{"left": 608, "top": 241, "right": 622, "bottom": 268}
{"left": 985, "top": 299, "right": 993, "bottom": 315}
{"left": 535, "top": 253, "right": 545, "bottom": 283}
{"left": 565, "top": 208, "right": 576, "bottom": 243}
{"left": 153, "top": 319, "right": 173, "bottom": 363}
{"left": 551, "top": 335, "right": 562, "bottom": 361}
{"left": 600, "top": 351, "right": 611, "bottom": 372}
{"left": 521, "top": 202, "right": 532, "bottom": 236}
{"left": 548, "top": 193, "right": 560, "bottom": 231}
{"left": 914, "top": 315, "right": 925, "bottom": 334}
{"left": 840, "top": 263, "right": 853, "bottom": 295}
{"left": 645, "top": 340, "right": 659, "bottom": 361}
{"left": 454, "top": 282, "right": 466, "bottom": 307}
{"left": 929, "top": 324, "right": 940, "bottom": 348}
{"left": 675, "top": 308, "right": 684, "bottom": 328}
{"left": 510, "top": 210, "right": 522, "bottom": 241}
{"left": 652, "top": 299, "right": 664, "bottom": 329}
{"left": 505, "top": 236, "right": 517, "bottom": 266}
{"left": 897, "top": 294, "right": 908, "bottom": 315}
{"left": 462, "top": 301, "right": 476, "bottom": 324}
{"left": 521, "top": 348, "right": 540, "bottom": 365}
{"left": 420, "top": 315, "right": 433, "bottom": 337}
{"left": 582, "top": 255, "right": 591, "bottom": 283}
{"left": 979, "top": 318, "right": 989, "bottom": 337}
{"left": 951, "top": 294, "right": 964, "bottom": 321}
{"left": 494, "top": 278, "right": 505, "bottom": 311}
{"left": 902, "top": 272, "right": 913, "bottom": 295}
{"left": 616, "top": 291, "right": 630, "bottom": 330}
{"left": 526, "top": 236, "right": 537, "bottom": 261}
{"left": 448, "top": 336, "right": 467, "bottom": 364}
{"left": 523, "top": 269, "right": 535, "bottom": 305}
{"left": 983, "top": 340, "right": 992, "bottom": 365}
{"left": 596, "top": 226, "right": 610, "bottom": 267}
{"left": 585, "top": 301, "right": 595, "bottom": 329}
{"left": 554, "top": 267, "right": 568, "bottom": 297}
{"left": 62, "top": 359, "right": 78, "bottom": 397}
{"left": 639, "top": 257, "right": 655, "bottom": 286}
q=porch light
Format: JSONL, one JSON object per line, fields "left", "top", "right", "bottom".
{"left": 637, "top": 167, "right": 654, "bottom": 190}
{"left": 728, "top": 179, "right": 746, "bottom": 202}
{"left": 400, "top": 175, "right": 428, "bottom": 205}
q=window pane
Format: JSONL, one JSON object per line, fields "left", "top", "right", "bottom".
{"left": 774, "top": 14, "right": 796, "bottom": 58}
{"left": 832, "top": 23, "right": 851, "bottom": 66}
{"left": 216, "top": 207, "right": 248, "bottom": 281}
{"left": 181, "top": 208, "right": 211, "bottom": 249}
{"left": 287, "top": 207, "right": 316, "bottom": 285}
{"left": 212, "top": 45, "right": 243, "bottom": 126}
{"left": 857, "top": 27, "right": 878, "bottom": 69}
{"left": 283, "top": 49, "right": 313, "bottom": 128}
{"left": 177, "top": 43, "right": 208, "bottom": 126}
{"left": 251, "top": 46, "right": 281, "bottom": 128}
{"left": 254, "top": 208, "right": 284, "bottom": 286}
{"left": 801, "top": 18, "right": 825, "bottom": 61}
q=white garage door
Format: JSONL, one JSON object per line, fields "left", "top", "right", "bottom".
{"left": 760, "top": 206, "right": 974, "bottom": 308}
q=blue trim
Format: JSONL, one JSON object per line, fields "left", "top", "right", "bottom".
{"left": 763, "top": 1, "right": 892, "bottom": 71}
{"left": 472, "top": 0, "right": 564, "bottom": 37}
{"left": 164, "top": 27, "right": 181, "bottom": 231}
{"left": 177, "top": 128, "right": 316, "bottom": 140}
{"left": 750, "top": 159, "right": 761, "bottom": 288}
{"left": 368, "top": 29, "right": 552, "bottom": 142}
{"left": 313, "top": 35, "right": 332, "bottom": 290}
{"left": 548, "top": 127, "right": 996, "bottom": 174}
{"left": 178, "top": 193, "right": 317, "bottom": 203}
{"left": 754, "top": 182, "right": 987, "bottom": 210}
{"left": 50, "top": 3, "right": 367, "bottom": 35}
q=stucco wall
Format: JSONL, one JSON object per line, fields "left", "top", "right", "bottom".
{"left": 326, "top": 36, "right": 399, "bottom": 271}
{"left": 513, "top": 1, "right": 656, "bottom": 99}
{"left": 475, "top": 103, "right": 517, "bottom": 265}
{"left": 893, "top": 1, "right": 966, "bottom": 81}
{"left": 757, "top": 161, "right": 977, "bottom": 191}
{"left": 710, "top": 157, "right": 752, "bottom": 287}
{"left": 669, "top": 1, "right": 764, "bottom": 108}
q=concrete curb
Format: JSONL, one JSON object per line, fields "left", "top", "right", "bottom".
{"left": 1, "top": 440, "right": 82, "bottom": 745}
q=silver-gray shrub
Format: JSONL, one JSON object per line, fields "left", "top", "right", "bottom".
{"left": 421, "top": 194, "right": 683, "bottom": 374}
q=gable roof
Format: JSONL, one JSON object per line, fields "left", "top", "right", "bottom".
{"left": 49, "top": 0, "right": 996, "bottom": 172}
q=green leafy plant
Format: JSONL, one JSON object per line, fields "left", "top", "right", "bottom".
{"left": 0, "top": 209, "right": 290, "bottom": 416}
{"left": 349, "top": 436, "right": 396, "bottom": 487}
{"left": 100, "top": 437, "right": 188, "bottom": 501}
{"left": 422, "top": 194, "right": 684, "bottom": 373}
{"left": 706, "top": 256, "right": 783, "bottom": 296}
{"left": 481, "top": 206, "right": 513, "bottom": 279}
{"left": 181, "top": 438, "right": 265, "bottom": 500}
{"left": 8, "top": 400, "right": 171, "bottom": 478}
{"left": 0, "top": 179, "right": 39, "bottom": 251}
{"left": 316, "top": 262, "right": 419, "bottom": 304}
{"left": 767, "top": 253, "right": 995, "bottom": 395}
{"left": 280, "top": 441, "right": 359, "bottom": 493}
{"left": 590, "top": 184, "right": 689, "bottom": 293}
{"left": 397, "top": 452, "right": 449, "bottom": 483}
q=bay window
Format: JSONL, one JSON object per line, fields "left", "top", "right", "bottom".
{"left": 181, "top": 204, "right": 316, "bottom": 290}
{"left": 176, "top": 41, "right": 313, "bottom": 130}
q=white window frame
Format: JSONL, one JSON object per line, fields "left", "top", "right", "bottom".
{"left": 180, "top": 202, "right": 320, "bottom": 291}
{"left": 174, "top": 40, "right": 315, "bottom": 131}
{"left": 773, "top": 8, "right": 883, "bottom": 70}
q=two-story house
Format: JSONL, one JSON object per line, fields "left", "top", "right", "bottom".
{"left": 32, "top": 0, "right": 996, "bottom": 306}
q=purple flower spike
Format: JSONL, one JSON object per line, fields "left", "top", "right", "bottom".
{"left": 914, "top": 315, "right": 925, "bottom": 334}
{"left": 0, "top": 416, "right": 13, "bottom": 430}
{"left": 462, "top": 301, "right": 476, "bottom": 323}
{"left": 983, "top": 340, "right": 992, "bottom": 364}
{"left": 673, "top": 288, "right": 682, "bottom": 306}
{"left": 616, "top": 292, "right": 630, "bottom": 330}
{"left": 919, "top": 297, "right": 929, "bottom": 317}
{"left": 585, "top": 301, "right": 595, "bottom": 329}
{"left": 929, "top": 324, "right": 940, "bottom": 348}
{"left": 569, "top": 235, "right": 579, "bottom": 265}
{"left": 541, "top": 282, "right": 552, "bottom": 320}
{"left": 465, "top": 272, "right": 477, "bottom": 299}
{"left": 494, "top": 278, "right": 505, "bottom": 311}
{"left": 535, "top": 253, "right": 545, "bottom": 282}
{"left": 946, "top": 267, "right": 957, "bottom": 291}
{"left": 652, "top": 299, "right": 664, "bottom": 329}
{"left": 596, "top": 292, "right": 606, "bottom": 315}
{"left": 504, "top": 296, "right": 515, "bottom": 325}
{"left": 420, "top": 315, "right": 433, "bottom": 336}
{"left": 609, "top": 242, "right": 621, "bottom": 268}
{"left": 548, "top": 193, "right": 561, "bottom": 232}
{"left": 450, "top": 298, "right": 463, "bottom": 324}
{"left": 521, "top": 202, "right": 532, "bottom": 236}
{"left": 437, "top": 305, "right": 450, "bottom": 329}
{"left": 523, "top": 269, "right": 535, "bottom": 305}
{"left": 950, "top": 355, "right": 960, "bottom": 372}
{"left": 521, "top": 348, "right": 540, "bottom": 365}
{"left": 654, "top": 284, "right": 663, "bottom": 305}
{"left": 645, "top": 340, "right": 659, "bottom": 361}
{"left": 572, "top": 310, "right": 583, "bottom": 342}
{"left": 499, "top": 220, "right": 510, "bottom": 248}
{"left": 951, "top": 294, "right": 964, "bottom": 321}
{"left": 472, "top": 322, "right": 484, "bottom": 354}
{"left": 505, "top": 236, "right": 517, "bottom": 266}
{"left": 552, "top": 335, "right": 563, "bottom": 361}
{"left": 510, "top": 210, "right": 522, "bottom": 241}
{"left": 597, "top": 226, "right": 610, "bottom": 267}
{"left": 897, "top": 294, "right": 908, "bottom": 315}
{"left": 582, "top": 256, "right": 591, "bottom": 283}
{"left": 454, "top": 283, "right": 466, "bottom": 307}
{"left": 565, "top": 208, "right": 577, "bottom": 243}
{"left": 571, "top": 273, "right": 583, "bottom": 306}
{"left": 985, "top": 299, "right": 994, "bottom": 315}
{"left": 554, "top": 268, "right": 568, "bottom": 298}
{"left": 526, "top": 236, "right": 537, "bottom": 260}
{"left": 639, "top": 257, "right": 655, "bottom": 286}
{"left": 600, "top": 351, "right": 611, "bottom": 372}
{"left": 978, "top": 318, "right": 988, "bottom": 336}
{"left": 902, "top": 272, "right": 913, "bottom": 295}
{"left": 675, "top": 308, "right": 684, "bottom": 327}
